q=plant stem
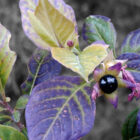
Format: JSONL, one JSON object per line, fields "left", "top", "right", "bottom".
{"left": 3, "top": 101, "right": 13, "bottom": 114}
{"left": 0, "top": 99, "right": 25, "bottom": 131}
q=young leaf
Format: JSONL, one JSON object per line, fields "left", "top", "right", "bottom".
{"left": 25, "top": 76, "right": 96, "bottom": 140}
{"left": 51, "top": 42, "right": 108, "bottom": 82}
{"left": 0, "top": 125, "right": 27, "bottom": 140}
{"left": 0, "top": 115, "right": 11, "bottom": 122}
{"left": 121, "top": 29, "right": 140, "bottom": 54}
{"left": 15, "top": 95, "right": 29, "bottom": 110}
{"left": 21, "top": 49, "right": 62, "bottom": 95}
{"left": 0, "top": 106, "right": 6, "bottom": 112}
{"left": 19, "top": 0, "right": 79, "bottom": 50}
{"left": 82, "top": 15, "right": 116, "bottom": 50}
{"left": 12, "top": 110, "right": 21, "bottom": 123}
{"left": 122, "top": 108, "right": 140, "bottom": 140}
{"left": 0, "top": 23, "right": 16, "bottom": 93}
{"left": 117, "top": 52, "right": 140, "bottom": 82}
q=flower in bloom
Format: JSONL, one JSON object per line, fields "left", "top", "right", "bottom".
{"left": 92, "top": 51, "right": 140, "bottom": 108}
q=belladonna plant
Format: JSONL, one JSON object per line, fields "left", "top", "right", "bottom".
{"left": 0, "top": 0, "right": 139, "bottom": 140}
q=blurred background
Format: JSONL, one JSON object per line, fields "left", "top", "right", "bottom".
{"left": 0, "top": 0, "right": 140, "bottom": 139}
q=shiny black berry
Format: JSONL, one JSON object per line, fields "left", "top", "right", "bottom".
{"left": 99, "top": 75, "right": 118, "bottom": 94}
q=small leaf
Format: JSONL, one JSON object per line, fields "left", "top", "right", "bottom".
{"left": 122, "top": 108, "right": 140, "bottom": 140}
{"left": 121, "top": 29, "right": 140, "bottom": 54}
{"left": 15, "top": 95, "right": 29, "bottom": 109}
{"left": 82, "top": 15, "right": 116, "bottom": 50}
{"left": 3, "top": 120, "right": 12, "bottom": 126}
{"left": 0, "top": 115, "right": 11, "bottom": 122}
{"left": 12, "top": 110, "right": 21, "bottom": 123}
{"left": 21, "top": 49, "right": 62, "bottom": 95}
{"left": 0, "top": 106, "right": 6, "bottom": 112}
{"left": 25, "top": 76, "right": 96, "bottom": 140}
{"left": 0, "top": 23, "right": 16, "bottom": 93}
{"left": 52, "top": 42, "right": 108, "bottom": 81}
{"left": 0, "top": 125, "right": 27, "bottom": 140}
{"left": 117, "top": 52, "right": 140, "bottom": 82}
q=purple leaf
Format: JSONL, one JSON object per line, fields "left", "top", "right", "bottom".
{"left": 25, "top": 76, "right": 95, "bottom": 140}
{"left": 121, "top": 28, "right": 140, "bottom": 53}
{"left": 21, "top": 49, "right": 62, "bottom": 95}
{"left": 117, "top": 52, "right": 140, "bottom": 82}
{"left": 117, "top": 53, "right": 140, "bottom": 61}
{"left": 137, "top": 110, "right": 140, "bottom": 135}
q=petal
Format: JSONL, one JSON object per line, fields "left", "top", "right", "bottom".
{"left": 122, "top": 68, "right": 135, "bottom": 83}
{"left": 117, "top": 78, "right": 135, "bottom": 88}
{"left": 128, "top": 93, "right": 134, "bottom": 101}
{"left": 91, "top": 83, "right": 103, "bottom": 100}
{"left": 104, "top": 50, "right": 115, "bottom": 64}
{"left": 108, "top": 62, "right": 122, "bottom": 76}
{"left": 93, "top": 68, "right": 104, "bottom": 82}
{"left": 104, "top": 91, "right": 118, "bottom": 108}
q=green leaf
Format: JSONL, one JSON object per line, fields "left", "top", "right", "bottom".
{"left": 82, "top": 15, "right": 116, "bottom": 51}
{"left": 0, "top": 23, "right": 16, "bottom": 94}
{"left": 0, "top": 125, "right": 27, "bottom": 140}
{"left": 19, "top": 0, "right": 79, "bottom": 50}
{"left": 0, "top": 115, "right": 11, "bottom": 122}
{"left": 3, "top": 120, "right": 12, "bottom": 126}
{"left": 52, "top": 42, "right": 108, "bottom": 81}
{"left": 15, "top": 96, "right": 29, "bottom": 109}
{"left": 0, "top": 106, "right": 6, "bottom": 112}
{"left": 21, "top": 128, "right": 28, "bottom": 139}
{"left": 122, "top": 108, "right": 140, "bottom": 140}
{"left": 12, "top": 110, "right": 21, "bottom": 123}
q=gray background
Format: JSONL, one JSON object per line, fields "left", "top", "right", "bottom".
{"left": 0, "top": 0, "right": 140, "bottom": 139}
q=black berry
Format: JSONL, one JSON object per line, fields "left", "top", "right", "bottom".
{"left": 99, "top": 75, "right": 118, "bottom": 94}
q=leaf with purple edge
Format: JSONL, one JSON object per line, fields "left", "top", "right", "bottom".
{"left": 122, "top": 108, "right": 140, "bottom": 140}
{"left": 121, "top": 29, "right": 140, "bottom": 54}
{"left": 117, "top": 52, "right": 140, "bottom": 82}
{"left": 82, "top": 15, "right": 116, "bottom": 51}
{"left": 25, "top": 76, "right": 96, "bottom": 140}
{"left": 21, "top": 49, "right": 62, "bottom": 95}
{"left": 0, "top": 23, "right": 16, "bottom": 94}
{"left": 19, "top": 0, "right": 79, "bottom": 50}
{"left": 19, "top": 0, "right": 48, "bottom": 49}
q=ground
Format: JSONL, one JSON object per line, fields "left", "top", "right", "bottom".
{"left": 0, "top": 0, "right": 140, "bottom": 139}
